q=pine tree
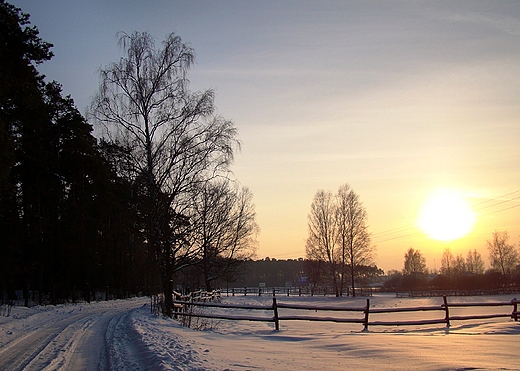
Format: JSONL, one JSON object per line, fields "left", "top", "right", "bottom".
{"left": 0, "top": 0, "right": 53, "bottom": 303}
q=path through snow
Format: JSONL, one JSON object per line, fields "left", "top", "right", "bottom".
{"left": 0, "top": 298, "right": 147, "bottom": 370}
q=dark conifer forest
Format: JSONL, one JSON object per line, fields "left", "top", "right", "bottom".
{"left": 0, "top": 1, "right": 158, "bottom": 304}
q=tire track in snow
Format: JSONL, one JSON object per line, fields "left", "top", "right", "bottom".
{"left": 0, "top": 299, "right": 147, "bottom": 371}
{"left": 100, "top": 306, "right": 163, "bottom": 370}
{"left": 26, "top": 313, "right": 100, "bottom": 371}
{"left": 0, "top": 326, "right": 58, "bottom": 371}
{"left": 0, "top": 311, "right": 95, "bottom": 371}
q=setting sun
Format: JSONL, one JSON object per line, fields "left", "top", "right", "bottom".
{"left": 417, "top": 189, "right": 476, "bottom": 241}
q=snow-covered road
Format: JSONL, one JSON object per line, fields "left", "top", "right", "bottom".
{"left": 0, "top": 298, "right": 148, "bottom": 371}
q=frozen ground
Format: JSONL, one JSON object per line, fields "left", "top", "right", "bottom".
{"left": 0, "top": 294, "right": 518, "bottom": 370}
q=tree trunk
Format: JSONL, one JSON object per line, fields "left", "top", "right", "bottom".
{"left": 350, "top": 264, "right": 356, "bottom": 297}
{"left": 205, "top": 279, "right": 212, "bottom": 292}
{"left": 161, "top": 267, "right": 173, "bottom": 318}
{"left": 332, "top": 269, "right": 339, "bottom": 297}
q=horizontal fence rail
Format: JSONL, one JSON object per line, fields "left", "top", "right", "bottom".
{"left": 395, "top": 287, "right": 520, "bottom": 298}
{"left": 167, "top": 295, "right": 519, "bottom": 331}
{"left": 220, "top": 286, "right": 374, "bottom": 297}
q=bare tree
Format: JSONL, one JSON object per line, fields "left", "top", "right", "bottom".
{"left": 487, "top": 230, "right": 519, "bottom": 276}
{"left": 192, "top": 180, "right": 258, "bottom": 291}
{"left": 440, "top": 248, "right": 454, "bottom": 277}
{"left": 305, "top": 190, "right": 339, "bottom": 295}
{"left": 403, "top": 248, "right": 427, "bottom": 276}
{"left": 88, "top": 31, "right": 239, "bottom": 317}
{"left": 453, "top": 254, "right": 466, "bottom": 275}
{"left": 305, "top": 185, "right": 373, "bottom": 297}
{"left": 466, "top": 249, "right": 485, "bottom": 274}
{"left": 335, "top": 184, "right": 373, "bottom": 297}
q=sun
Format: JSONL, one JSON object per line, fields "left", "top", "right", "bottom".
{"left": 417, "top": 189, "right": 476, "bottom": 241}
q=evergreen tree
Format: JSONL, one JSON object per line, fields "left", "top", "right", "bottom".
{"left": 0, "top": 1, "right": 155, "bottom": 303}
{"left": 0, "top": 0, "right": 53, "bottom": 302}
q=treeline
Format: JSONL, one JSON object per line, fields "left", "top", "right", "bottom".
{"left": 230, "top": 258, "right": 306, "bottom": 288}
{"left": 214, "top": 258, "right": 383, "bottom": 289}
{"left": 0, "top": 2, "right": 158, "bottom": 304}
{"left": 385, "top": 243, "right": 520, "bottom": 292}
{"left": 384, "top": 270, "right": 520, "bottom": 292}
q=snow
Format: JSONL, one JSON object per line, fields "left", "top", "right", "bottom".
{"left": 0, "top": 294, "right": 518, "bottom": 370}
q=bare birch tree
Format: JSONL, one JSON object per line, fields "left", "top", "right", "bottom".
{"left": 466, "top": 249, "right": 485, "bottom": 274}
{"left": 440, "top": 248, "right": 454, "bottom": 277}
{"left": 88, "top": 31, "right": 239, "bottom": 316}
{"left": 453, "top": 254, "right": 466, "bottom": 275}
{"left": 306, "top": 185, "right": 373, "bottom": 296}
{"left": 487, "top": 230, "right": 519, "bottom": 276}
{"left": 191, "top": 180, "right": 258, "bottom": 291}
{"left": 335, "top": 184, "right": 373, "bottom": 297}
{"left": 305, "top": 190, "right": 339, "bottom": 295}
{"left": 403, "top": 248, "right": 427, "bottom": 276}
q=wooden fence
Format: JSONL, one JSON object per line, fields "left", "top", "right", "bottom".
{"left": 220, "top": 286, "right": 374, "bottom": 297}
{"left": 395, "top": 287, "right": 520, "bottom": 298}
{"left": 171, "top": 296, "right": 519, "bottom": 331}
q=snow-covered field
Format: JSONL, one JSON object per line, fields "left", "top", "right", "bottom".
{"left": 0, "top": 294, "right": 518, "bottom": 370}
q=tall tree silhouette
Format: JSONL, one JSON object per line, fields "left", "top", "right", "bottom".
{"left": 89, "top": 31, "right": 239, "bottom": 316}
{"left": 0, "top": 2, "right": 150, "bottom": 304}
{"left": 0, "top": 0, "right": 53, "bottom": 303}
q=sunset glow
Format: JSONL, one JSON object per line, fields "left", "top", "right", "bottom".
{"left": 15, "top": 0, "right": 520, "bottom": 271}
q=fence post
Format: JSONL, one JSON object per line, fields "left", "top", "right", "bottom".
{"left": 443, "top": 296, "right": 451, "bottom": 328}
{"left": 363, "top": 298, "right": 370, "bottom": 331}
{"left": 273, "top": 297, "right": 280, "bottom": 331}
{"left": 512, "top": 298, "right": 518, "bottom": 322}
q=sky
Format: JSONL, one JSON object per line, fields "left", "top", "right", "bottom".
{"left": 14, "top": 0, "right": 520, "bottom": 272}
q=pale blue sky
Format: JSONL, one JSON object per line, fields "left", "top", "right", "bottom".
{"left": 16, "top": 0, "right": 520, "bottom": 271}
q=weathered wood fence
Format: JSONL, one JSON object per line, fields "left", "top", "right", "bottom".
{"left": 150, "top": 290, "right": 222, "bottom": 316}
{"left": 220, "top": 286, "right": 374, "bottom": 297}
{"left": 171, "top": 296, "right": 519, "bottom": 331}
{"left": 396, "top": 287, "right": 520, "bottom": 298}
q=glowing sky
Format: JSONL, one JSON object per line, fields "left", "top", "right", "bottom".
{"left": 16, "top": 0, "right": 520, "bottom": 272}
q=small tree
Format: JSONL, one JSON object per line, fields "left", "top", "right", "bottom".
{"left": 487, "top": 230, "right": 519, "bottom": 276}
{"left": 466, "top": 249, "right": 485, "bottom": 274}
{"left": 453, "top": 254, "right": 466, "bottom": 275}
{"left": 403, "top": 248, "right": 427, "bottom": 276}
{"left": 440, "top": 248, "right": 454, "bottom": 277}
